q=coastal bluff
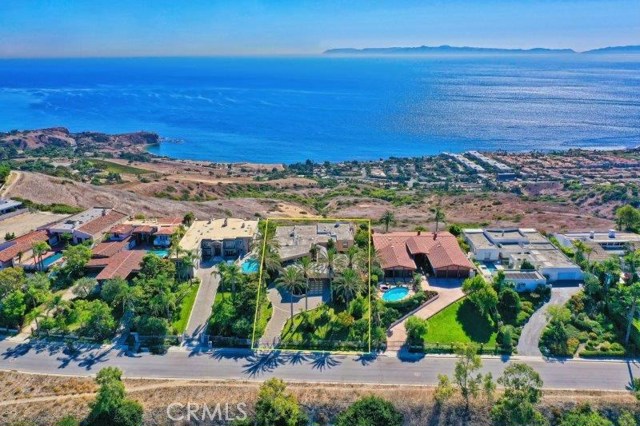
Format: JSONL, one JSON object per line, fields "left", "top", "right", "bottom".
{"left": 0, "top": 127, "right": 159, "bottom": 154}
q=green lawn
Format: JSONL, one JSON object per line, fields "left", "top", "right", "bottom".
{"left": 91, "top": 159, "right": 151, "bottom": 175}
{"left": 423, "top": 298, "right": 498, "bottom": 347}
{"left": 172, "top": 283, "right": 199, "bottom": 334}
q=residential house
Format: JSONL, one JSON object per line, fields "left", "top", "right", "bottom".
{"left": 47, "top": 208, "right": 127, "bottom": 245}
{"left": 464, "top": 228, "right": 583, "bottom": 284}
{"left": 554, "top": 229, "right": 640, "bottom": 261}
{"left": 0, "top": 230, "right": 50, "bottom": 269}
{"left": 180, "top": 218, "right": 258, "bottom": 259}
{"left": 86, "top": 250, "right": 147, "bottom": 282}
{"left": 275, "top": 222, "right": 355, "bottom": 263}
{"left": 372, "top": 231, "right": 474, "bottom": 279}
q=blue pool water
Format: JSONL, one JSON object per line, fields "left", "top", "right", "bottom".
{"left": 242, "top": 259, "right": 260, "bottom": 274}
{"left": 0, "top": 56, "right": 638, "bottom": 163}
{"left": 483, "top": 262, "right": 498, "bottom": 273}
{"left": 149, "top": 249, "right": 169, "bottom": 258}
{"left": 42, "top": 252, "right": 63, "bottom": 269}
{"left": 382, "top": 287, "right": 410, "bottom": 302}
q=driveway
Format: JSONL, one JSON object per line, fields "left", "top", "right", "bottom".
{"left": 184, "top": 260, "right": 219, "bottom": 340}
{"left": 386, "top": 278, "right": 466, "bottom": 351}
{"left": 260, "top": 284, "right": 329, "bottom": 346}
{"left": 516, "top": 286, "right": 581, "bottom": 356}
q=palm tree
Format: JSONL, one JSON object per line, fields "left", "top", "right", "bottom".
{"left": 332, "top": 268, "right": 363, "bottom": 305}
{"left": 31, "top": 241, "right": 51, "bottom": 272}
{"left": 216, "top": 262, "right": 244, "bottom": 297}
{"left": 113, "top": 285, "right": 141, "bottom": 315}
{"left": 298, "top": 256, "right": 315, "bottom": 311}
{"left": 434, "top": 207, "right": 445, "bottom": 233}
{"left": 309, "top": 243, "right": 319, "bottom": 262}
{"left": 319, "top": 249, "right": 339, "bottom": 301}
{"left": 178, "top": 249, "right": 200, "bottom": 281}
{"left": 261, "top": 245, "right": 282, "bottom": 281}
{"left": 624, "top": 250, "right": 640, "bottom": 282}
{"left": 170, "top": 232, "right": 183, "bottom": 260}
{"left": 276, "top": 266, "right": 305, "bottom": 320}
{"left": 380, "top": 211, "right": 395, "bottom": 233}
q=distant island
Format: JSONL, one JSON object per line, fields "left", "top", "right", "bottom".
{"left": 324, "top": 44, "right": 640, "bottom": 55}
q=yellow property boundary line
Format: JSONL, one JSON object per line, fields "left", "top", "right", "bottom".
{"left": 251, "top": 217, "right": 373, "bottom": 354}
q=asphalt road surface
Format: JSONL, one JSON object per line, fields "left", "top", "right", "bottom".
{"left": 0, "top": 338, "right": 638, "bottom": 391}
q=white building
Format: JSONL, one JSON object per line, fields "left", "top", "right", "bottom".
{"left": 464, "top": 228, "right": 583, "bottom": 284}
{"left": 555, "top": 229, "right": 640, "bottom": 260}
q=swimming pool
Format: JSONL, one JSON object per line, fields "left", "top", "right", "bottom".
{"left": 242, "top": 259, "right": 260, "bottom": 274}
{"left": 42, "top": 252, "right": 63, "bottom": 269}
{"left": 382, "top": 287, "right": 410, "bottom": 302}
{"left": 149, "top": 249, "right": 169, "bottom": 258}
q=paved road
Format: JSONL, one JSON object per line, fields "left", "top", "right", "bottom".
{"left": 517, "top": 286, "right": 581, "bottom": 356}
{"left": 0, "top": 338, "right": 638, "bottom": 391}
{"left": 184, "top": 260, "right": 219, "bottom": 339}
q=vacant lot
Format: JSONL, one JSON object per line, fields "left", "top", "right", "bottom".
{"left": 0, "top": 371, "right": 638, "bottom": 426}
{"left": 0, "top": 211, "right": 69, "bottom": 242}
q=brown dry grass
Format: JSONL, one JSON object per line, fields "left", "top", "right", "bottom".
{"left": 1, "top": 372, "right": 638, "bottom": 426}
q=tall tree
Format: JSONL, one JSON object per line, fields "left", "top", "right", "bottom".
{"left": 319, "top": 249, "right": 340, "bottom": 301}
{"left": 31, "top": 241, "right": 51, "bottom": 272}
{"left": 624, "top": 283, "right": 640, "bottom": 345}
{"left": 492, "top": 363, "right": 546, "bottom": 426}
{"left": 276, "top": 266, "right": 305, "bottom": 320}
{"left": 332, "top": 268, "right": 363, "bottom": 305}
{"left": 434, "top": 207, "right": 446, "bottom": 233}
{"left": 217, "top": 262, "right": 244, "bottom": 297}
{"left": 454, "top": 343, "right": 483, "bottom": 412}
{"left": 380, "top": 210, "right": 395, "bottom": 233}
{"left": 298, "top": 256, "right": 314, "bottom": 311}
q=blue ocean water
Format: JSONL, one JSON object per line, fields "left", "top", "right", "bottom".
{"left": 0, "top": 56, "right": 638, "bottom": 163}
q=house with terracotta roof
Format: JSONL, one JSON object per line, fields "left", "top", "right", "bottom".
{"left": 47, "top": 207, "right": 127, "bottom": 245}
{"left": 87, "top": 250, "right": 147, "bottom": 282}
{"left": 372, "top": 231, "right": 474, "bottom": 279}
{"left": 0, "top": 230, "right": 51, "bottom": 269}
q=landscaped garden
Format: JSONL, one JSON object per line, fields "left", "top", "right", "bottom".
{"left": 406, "top": 272, "right": 550, "bottom": 354}
{"left": 540, "top": 252, "right": 640, "bottom": 358}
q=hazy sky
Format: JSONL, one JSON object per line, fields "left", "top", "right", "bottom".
{"left": 0, "top": 0, "right": 638, "bottom": 57}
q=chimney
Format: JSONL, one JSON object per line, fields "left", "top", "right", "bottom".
{"left": 417, "top": 230, "right": 421, "bottom": 236}
{"left": 590, "top": 231, "right": 595, "bottom": 239}
{"left": 433, "top": 233, "right": 438, "bottom": 240}
{"left": 102, "top": 209, "right": 107, "bottom": 216}
{"left": 609, "top": 229, "right": 616, "bottom": 239}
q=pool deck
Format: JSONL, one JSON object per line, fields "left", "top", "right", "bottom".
{"left": 386, "top": 277, "right": 465, "bottom": 351}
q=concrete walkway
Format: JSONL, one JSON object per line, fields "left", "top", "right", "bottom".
{"left": 260, "top": 285, "right": 329, "bottom": 346}
{"left": 386, "top": 278, "right": 465, "bottom": 351}
{"left": 516, "top": 286, "right": 581, "bottom": 356}
{"left": 184, "top": 260, "right": 219, "bottom": 340}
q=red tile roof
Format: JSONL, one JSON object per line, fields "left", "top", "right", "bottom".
{"left": 109, "top": 224, "right": 135, "bottom": 235}
{"left": 158, "top": 217, "right": 183, "bottom": 226}
{"left": 95, "top": 250, "right": 146, "bottom": 280}
{"left": 77, "top": 210, "right": 127, "bottom": 237}
{"left": 373, "top": 232, "right": 473, "bottom": 271}
{"left": 154, "top": 226, "right": 177, "bottom": 236}
{"left": 91, "top": 238, "right": 130, "bottom": 258}
{"left": 0, "top": 230, "right": 49, "bottom": 263}
{"left": 132, "top": 225, "right": 156, "bottom": 234}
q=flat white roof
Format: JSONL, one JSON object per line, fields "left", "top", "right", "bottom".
{"left": 180, "top": 218, "right": 258, "bottom": 252}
